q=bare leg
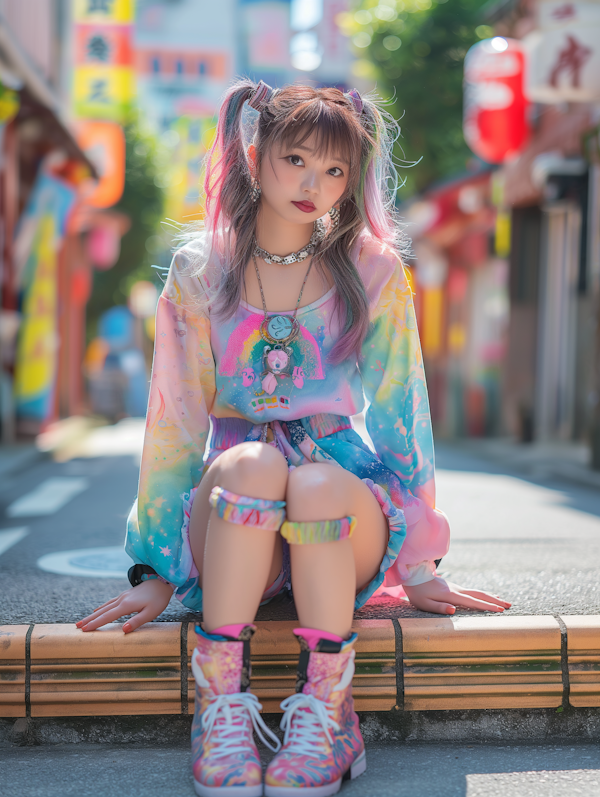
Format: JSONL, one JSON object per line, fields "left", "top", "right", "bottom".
{"left": 189, "top": 442, "right": 288, "bottom": 632}
{"left": 285, "top": 464, "right": 388, "bottom": 638}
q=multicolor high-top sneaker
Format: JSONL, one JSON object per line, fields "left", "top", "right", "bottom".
{"left": 191, "top": 624, "right": 280, "bottom": 797}
{"left": 264, "top": 630, "right": 366, "bottom": 796}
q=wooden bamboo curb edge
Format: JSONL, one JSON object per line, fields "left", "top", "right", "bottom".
{"left": 1, "top": 616, "right": 599, "bottom": 719}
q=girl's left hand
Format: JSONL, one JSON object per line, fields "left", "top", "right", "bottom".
{"left": 403, "top": 578, "right": 511, "bottom": 615}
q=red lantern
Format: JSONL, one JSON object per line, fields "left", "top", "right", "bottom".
{"left": 464, "top": 37, "right": 530, "bottom": 164}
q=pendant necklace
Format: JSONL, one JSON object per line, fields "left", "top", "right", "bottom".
{"left": 252, "top": 253, "right": 313, "bottom": 397}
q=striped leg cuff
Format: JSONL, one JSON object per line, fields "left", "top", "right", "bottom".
{"left": 280, "top": 515, "right": 356, "bottom": 544}
{"left": 209, "top": 486, "right": 286, "bottom": 531}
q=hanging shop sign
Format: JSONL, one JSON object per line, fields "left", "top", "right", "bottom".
{"left": 75, "top": 120, "right": 126, "bottom": 207}
{"left": 523, "top": 1, "right": 600, "bottom": 103}
{"left": 73, "top": 0, "right": 135, "bottom": 121}
{"left": 464, "top": 37, "right": 530, "bottom": 164}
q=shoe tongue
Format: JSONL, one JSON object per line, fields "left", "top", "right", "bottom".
{"left": 293, "top": 627, "right": 343, "bottom": 652}
{"left": 211, "top": 623, "right": 256, "bottom": 641}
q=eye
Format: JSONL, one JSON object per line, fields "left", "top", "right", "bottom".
{"left": 328, "top": 167, "right": 344, "bottom": 177}
{"left": 288, "top": 154, "right": 304, "bottom": 167}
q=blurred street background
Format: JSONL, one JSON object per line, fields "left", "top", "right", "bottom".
{"left": 1, "top": 3, "right": 600, "bottom": 793}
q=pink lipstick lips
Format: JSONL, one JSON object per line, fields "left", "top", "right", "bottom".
{"left": 292, "top": 200, "right": 316, "bottom": 213}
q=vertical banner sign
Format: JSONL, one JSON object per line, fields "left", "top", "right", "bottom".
{"left": 73, "top": 0, "right": 136, "bottom": 121}
{"left": 13, "top": 174, "right": 77, "bottom": 421}
{"left": 164, "top": 117, "right": 216, "bottom": 223}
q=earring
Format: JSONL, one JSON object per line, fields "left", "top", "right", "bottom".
{"left": 328, "top": 206, "right": 340, "bottom": 231}
{"left": 251, "top": 179, "right": 262, "bottom": 203}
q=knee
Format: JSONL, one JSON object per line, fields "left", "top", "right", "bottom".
{"left": 216, "top": 442, "right": 288, "bottom": 500}
{"left": 286, "top": 465, "right": 345, "bottom": 521}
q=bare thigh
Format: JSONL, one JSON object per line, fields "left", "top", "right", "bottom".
{"left": 286, "top": 463, "right": 389, "bottom": 591}
{"left": 189, "top": 441, "right": 287, "bottom": 589}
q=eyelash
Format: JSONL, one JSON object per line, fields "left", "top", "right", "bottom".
{"left": 287, "top": 155, "right": 344, "bottom": 178}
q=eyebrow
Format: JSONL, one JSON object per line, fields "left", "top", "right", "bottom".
{"left": 287, "top": 143, "right": 349, "bottom": 166}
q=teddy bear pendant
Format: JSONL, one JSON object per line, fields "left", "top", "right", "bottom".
{"left": 259, "top": 314, "right": 301, "bottom": 395}
{"left": 261, "top": 344, "right": 292, "bottom": 394}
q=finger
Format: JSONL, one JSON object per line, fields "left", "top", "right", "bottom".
{"left": 93, "top": 595, "right": 124, "bottom": 612}
{"left": 76, "top": 599, "right": 121, "bottom": 627}
{"left": 460, "top": 589, "right": 511, "bottom": 607}
{"left": 448, "top": 592, "right": 504, "bottom": 612}
{"left": 123, "top": 607, "right": 155, "bottom": 634}
{"left": 80, "top": 606, "right": 130, "bottom": 632}
{"left": 77, "top": 601, "right": 120, "bottom": 626}
{"left": 82, "top": 594, "right": 126, "bottom": 619}
{"left": 408, "top": 597, "right": 456, "bottom": 615}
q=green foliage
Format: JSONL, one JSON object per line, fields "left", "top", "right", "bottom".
{"left": 87, "top": 110, "right": 166, "bottom": 333}
{"left": 343, "top": 0, "right": 490, "bottom": 196}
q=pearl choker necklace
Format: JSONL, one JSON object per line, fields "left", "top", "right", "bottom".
{"left": 253, "top": 219, "right": 325, "bottom": 265}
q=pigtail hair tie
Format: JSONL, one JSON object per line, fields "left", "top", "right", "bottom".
{"left": 248, "top": 80, "right": 276, "bottom": 112}
{"left": 346, "top": 88, "right": 363, "bottom": 115}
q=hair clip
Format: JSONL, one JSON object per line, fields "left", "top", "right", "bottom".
{"left": 346, "top": 88, "right": 363, "bottom": 115}
{"left": 248, "top": 80, "right": 275, "bottom": 112}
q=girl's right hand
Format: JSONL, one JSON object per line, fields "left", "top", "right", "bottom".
{"left": 76, "top": 579, "right": 174, "bottom": 634}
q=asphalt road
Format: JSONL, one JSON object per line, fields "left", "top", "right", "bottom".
{"left": 1, "top": 742, "right": 599, "bottom": 797}
{"left": 1, "top": 421, "right": 600, "bottom": 624}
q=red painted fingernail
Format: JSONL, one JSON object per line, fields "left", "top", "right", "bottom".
{"left": 446, "top": 606, "right": 455, "bottom": 615}
{"left": 123, "top": 624, "right": 131, "bottom": 633}
{"left": 76, "top": 622, "right": 82, "bottom": 627}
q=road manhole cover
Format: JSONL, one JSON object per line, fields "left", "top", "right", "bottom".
{"left": 37, "top": 546, "right": 131, "bottom": 578}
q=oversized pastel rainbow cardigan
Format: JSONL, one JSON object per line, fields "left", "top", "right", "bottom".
{"left": 125, "top": 230, "right": 450, "bottom": 610}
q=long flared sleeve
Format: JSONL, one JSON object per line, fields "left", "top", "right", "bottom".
{"left": 125, "top": 244, "right": 216, "bottom": 607}
{"left": 358, "top": 240, "right": 450, "bottom": 586}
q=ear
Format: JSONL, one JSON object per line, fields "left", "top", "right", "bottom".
{"left": 247, "top": 144, "right": 257, "bottom": 175}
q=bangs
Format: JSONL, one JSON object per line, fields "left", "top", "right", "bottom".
{"left": 277, "top": 100, "right": 361, "bottom": 165}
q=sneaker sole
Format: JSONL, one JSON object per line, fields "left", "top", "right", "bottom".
{"left": 264, "top": 750, "right": 367, "bottom": 797}
{"left": 194, "top": 781, "right": 264, "bottom": 797}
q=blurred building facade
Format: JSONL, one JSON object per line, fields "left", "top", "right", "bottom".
{"left": 0, "top": 0, "right": 98, "bottom": 440}
{"left": 408, "top": 0, "right": 600, "bottom": 466}
{"left": 495, "top": 0, "right": 600, "bottom": 460}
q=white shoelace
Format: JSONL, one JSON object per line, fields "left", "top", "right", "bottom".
{"left": 279, "top": 693, "right": 340, "bottom": 757}
{"left": 201, "top": 693, "right": 282, "bottom": 758}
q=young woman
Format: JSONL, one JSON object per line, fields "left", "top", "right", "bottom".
{"left": 78, "top": 80, "right": 510, "bottom": 797}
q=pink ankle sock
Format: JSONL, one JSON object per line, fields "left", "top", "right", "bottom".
{"left": 212, "top": 623, "right": 248, "bottom": 639}
{"left": 294, "top": 627, "right": 344, "bottom": 651}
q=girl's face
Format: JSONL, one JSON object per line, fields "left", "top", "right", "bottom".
{"left": 258, "top": 133, "right": 349, "bottom": 225}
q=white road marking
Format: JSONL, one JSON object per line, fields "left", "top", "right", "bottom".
{"left": 0, "top": 527, "right": 29, "bottom": 557}
{"left": 6, "top": 477, "right": 90, "bottom": 517}
{"left": 37, "top": 546, "right": 131, "bottom": 578}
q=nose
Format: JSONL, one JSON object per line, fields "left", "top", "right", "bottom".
{"left": 301, "top": 168, "right": 319, "bottom": 196}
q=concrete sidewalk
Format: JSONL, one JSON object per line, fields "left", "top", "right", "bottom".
{"left": 444, "top": 437, "right": 600, "bottom": 491}
{"left": 1, "top": 742, "right": 599, "bottom": 797}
